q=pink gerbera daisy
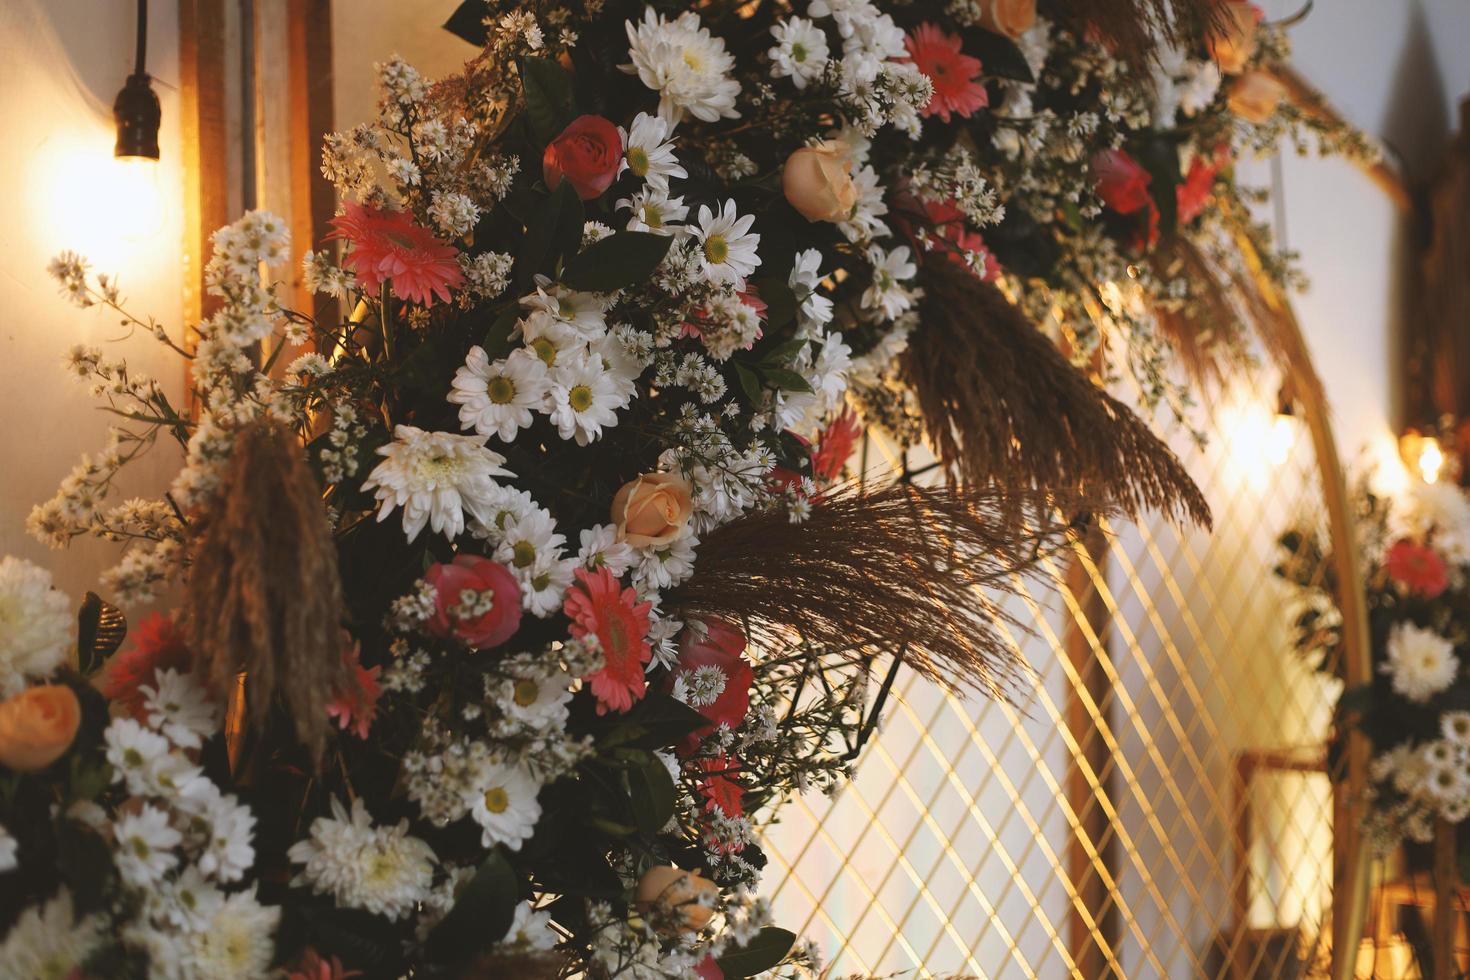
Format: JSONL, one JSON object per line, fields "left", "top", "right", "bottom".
{"left": 904, "top": 23, "right": 987, "bottom": 123}
{"left": 563, "top": 566, "right": 653, "bottom": 714}
{"left": 329, "top": 201, "right": 465, "bottom": 306}
{"left": 326, "top": 640, "right": 382, "bottom": 739}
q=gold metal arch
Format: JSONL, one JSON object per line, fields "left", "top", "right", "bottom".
{"left": 756, "top": 276, "right": 1374, "bottom": 978}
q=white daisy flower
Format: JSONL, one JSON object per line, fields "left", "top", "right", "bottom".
{"left": 362, "top": 425, "right": 515, "bottom": 542}
{"left": 630, "top": 534, "right": 699, "bottom": 592}
{"left": 619, "top": 113, "right": 687, "bottom": 191}
{"left": 517, "top": 552, "right": 578, "bottom": 619}
{"left": 862, "top": 244, "right": 918, "bottom": 319}
{"left": 140, "top": 669, "right": 220, "bottom": 749}
{"left": 450, "top": 347, "right": 552, "bottom": 442}
{"left": 1382, "top": 622, "right": 1459, "bottom": 703}
{"left": 577, "top": 524, "right": 636, "bottom": 576}
{"left": 518, "top": 310, "right": 585, "bottom": 371}
{"left": 0, "top": 823, "right": 16, "bottom": 872}
{"left": 467, "top": 759, "right": 543, "bottom": 850}
{"left": 494, "top": 508, "right": 567, "bottom": 575}
{"left": 520, "top": 282, "right": 611, "bottom": 340}
{"left": 471, "top": 486, "right": 543, "bottom": 544}
{"left": 503, "top": 901, "right": 558, "bottom": 950}
{"left": 498, "top": 666, "right": 573, "bottom": 730}
{"left": 617, "top": 187, "right": 690, "bottom": 236}
{"left": 838, "top": 164, "right": 890, "bottom": 243}
{"left": 789, "top": 248, "right": 834, "bottom": 332}
{"left": 769, "top": 17, "right": 830, "bottom": 89}
{"left": 692, "top": 201, "right": 761, "bottom": 288}
{"left": 194, "top": 790, "right": 257, "bottom": 884}
{"left": 288, "top": 797, "right": 437, "bottom": 922}
{"left": 186, "top": 887, "right": 279, "bottom": 980}
{"left": 623, "top": 9, "right": 741, "bottom": 123}
{"left": 1444, "top": 711, "right": 1470, "bottom": 745}
{"left": 113, "top": 804, "right": 182, "bottom": 887}
{"left": 0, "top": 556, "right": 72, "bottom": 697}
{"left": 590, "top": 332, "right": 644, "bottom": 404}
{"left": 0, "top": 889, "right": 104, "bottom": 980}
{"left": 104, "top": 717, "right": 172, "bottom": 794}
{"left": 155, "top": 864, "right": 226, "bottom": 933}
{"left": 548, "top": 352, "right": 624, "bottom": 445}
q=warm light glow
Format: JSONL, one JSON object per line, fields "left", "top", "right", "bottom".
{"left": 32, "top": 131, "right": 165, "bottom": 268}
{"left": 1417, "top": 436, "right": 1446, "bottom": 484}
{"left": 1266, "top": 412, "right": 1296, "bottom": 466}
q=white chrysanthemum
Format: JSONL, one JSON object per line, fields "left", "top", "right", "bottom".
{"left": 450, "top": 347, "right": 552, "bottom": 442}
{"left": 623, "top": 9, "right": 741, "bottom": 122}
{"left": 503, "top": 901, "right": 558, "bottom": 950}
{"left": 362, "top": 425, "right": 515, "bottom": 542}
{"left": 520, "top": 282, "right": 610, "bottom": 340}
{"left": 862, "top": 244, "right": 918, "bottom": 319}
{"left": 1395, "top": 481, "right": 1470, "bottom": 564}
{"left": 186, "top": 887, "right": 279, "bottom": 980}
{"left": 769, "top": 17, "right": 830, "bottom": 89}
{"left": 114, "top": 804, "right": 182, "bottom": 886}
{"left": 0, "top": 823, "right": 15, "bottom": 873}
{"left": 620, "top": 113, "right": 687, "bottom": 191}
{"left": 497, "top": 666, "right": 573, "bottom": 730}
{"left": 692, "top": 201, "right": 761, "bottom": 288}
{"left": 141, "top": 668, "right": 221, "bottom": 749}
{"left": 466, "top": 759, "right": 543, "bottom": 850}
{"left": 1382, "top": 622, "right": 1459, "bottom": 703}
{"left": 548, "top": 352, "right": 624, "bottom": 446}
{"left": 0, "top": 556, "right": 72, "bottom": 696}
{"left": 288, "top": 797, "right": 437, "bottom": 921}
{"left": 0, "top": 888, "right": 105, "bottom": 980}
{"left": 618, "top": 187, "right": 690, "bottom": 236}
{"left": 577, "top": 524, "right": 635, "bottom": 576}
{"left": 1444, "top": 711, "right": 1470, "bottom": 745}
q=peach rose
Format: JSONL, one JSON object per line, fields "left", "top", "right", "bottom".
{"left": 1227, "top": 71, "right": 1287, "bottom": 124}
{"left": 612, "top": 472, "right": 694, "bottom": 548}
{"left": 782, "top": 141, "right": 857, "bottom": 223}
{"left": 0, "top": 685, "right": 81, "bottom": 773}
{"left": 978, "top": 0, "right": 1036, "bottom": 39}
{"left": 1207, "top": 1, "right": 1262, "bottom": 74}
{"left": 636, "top": 866, "right": 718, "bottom": 933}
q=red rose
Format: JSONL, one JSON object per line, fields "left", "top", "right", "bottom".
{"left": 693, "top": 956, "right": 724, "bottom": 980}
{"left": 542, "top": 115, "right": 623, "bottom": 201}
{"left": 672, "top": 618, "right": 754, "bottom": 754}
{"left": 1386, "top": 539, "right": 1450, "bottom": 599}
{"left": 1092, "top": 149, "right": 1152, "bottom": 215}
{"left": 425, "top": 555, "right": 523, "bottom": 649}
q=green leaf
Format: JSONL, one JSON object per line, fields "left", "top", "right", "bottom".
{"left": 1134, "top": 137, "right": 1183, "bottom": 236}
{"left": 734, "top": 362, "right": 763, "bottom": 404}
{"left": 76, "top": 592, "right": 126, "bottom": 678}
{"left": 515, "top": 181, "right": 584, "bottom": 291}
{"left": 967, "top": 31, "right": 1034, "bottom": 83}
{"left": 481, "top": 305, "right": 523, "bottom": 359}
{"left": 716, "top": 927, "right": 798, "bottom": 978}
{"left": 443, "top": 0, "right": 491, "bottom": 46}
{"left": 561, "top": 232, "right": 675, "bottom": 293}
{"left": 627, "top": 753, "right": 676, "bottom": 836}
{"left": 761, "top": 367, "right": 814, "bottom": 394}
{"left": 424, "top": 849, "right": 519, "bottom": 963}
{"left": 749, "top": 277, "right": 797, "bottom": 330}
{"left": 761, "top": 337, "right": 809, "bottom": 367}
{"left": 519, "top": 56, "right": 576, "bottom": 144}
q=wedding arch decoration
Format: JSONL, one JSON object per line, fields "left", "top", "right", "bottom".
{"left": 0, "top": 0, "right": 1366, "bottom": 976}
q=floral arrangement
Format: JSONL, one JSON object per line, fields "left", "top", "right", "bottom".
{"left": 1277, "top": 478, "right": 1470, "bottom": 849}
{"left": 0, "top": 0, "right": 1359, "bottom": 975}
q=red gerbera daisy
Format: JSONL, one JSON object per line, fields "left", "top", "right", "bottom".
{"left": 903, "top": 23, "right": 987, "bottom": 123}
{"left": 101, "top": 612, "right": 193, "bottom": 719}
{"left": 326, "top": 640, "right": 382, "bottom": 739}
{"left": 696, "top": 754, "right": 745, "bottom": 818}
{"left": 329, "top": 201, "right": 465, "bottom": 307}
{"left": 564, "top": 566, "right": 654, "bottom": 714}
{"left": 813, "top": 409, "right": 863, "bottom": 483}
{"left": 1385, "top": 539, "right": 1450, "bottom": 599}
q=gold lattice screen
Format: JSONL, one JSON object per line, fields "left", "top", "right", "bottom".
{"left": 759, "top": 360, "right": 1350, "bottom": 978}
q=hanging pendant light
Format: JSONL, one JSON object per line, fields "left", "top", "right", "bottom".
{"left": 113, "top": 0, "right": 161, "bottom": 160}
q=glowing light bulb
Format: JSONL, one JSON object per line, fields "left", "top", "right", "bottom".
{"left": 1266, "top": 412, "right": 1296, "bottom": 465}
{"left": 1418, "top": 437, "right": 1445, "bottom": 484}
{"left": 111, "top": 156, "right": 164, "bottom": 240}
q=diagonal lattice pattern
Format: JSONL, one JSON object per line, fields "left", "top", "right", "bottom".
{"left": 759, "top": 366, "right": 1340, "bottom": 978}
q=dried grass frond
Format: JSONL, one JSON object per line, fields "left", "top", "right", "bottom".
{"left": 1043, "top": 0, "right": 1227, "bottom": 65}
{"left": 669, "top": 482, "right": 1096, "bottom": 702}
{"left": 455, "top": 951, "right": 567, "bottom": 979}
{"left": 185, "top": 420, "right": 348, "bottom": 762}
{"left": 902, "top": 259, "right": 1212, "bottom": 529}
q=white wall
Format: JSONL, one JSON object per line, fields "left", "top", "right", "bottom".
{"left": 0, "top": 0, "right": 186, "bottom": 605}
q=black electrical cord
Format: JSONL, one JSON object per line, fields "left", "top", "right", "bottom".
{"left": 134, "top": 0, "right": 148, "bottom": 78}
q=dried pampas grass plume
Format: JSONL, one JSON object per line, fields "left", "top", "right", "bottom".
{"left": 669, "top": 482, "right": 1093, "bottom": 702}
{"left": 1043, "top": 0, "right": 1228, "bottom": 66}
{"left": 185, "top": 419, "right": 349, "bottom": 762}
{"left": 455, "top": 951, "right": 567, "bottom": 979}
{"left": 902, "top": 259, "right": 1211, "bottom": 530}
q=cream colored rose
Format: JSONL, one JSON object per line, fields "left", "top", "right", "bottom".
{"left": 612, "top": 472, "right": 694, "bottom": 548}
{"left": 979, "top": 0, "right": 1036, "bottom": 39}
{"left": 636, "top": 865, "right": 718, "bottom": 933}
{"left": 1207, "top": 2, "right": 1261, "bottom": 74}
{"left": 782, "top": 141, "right": 858, "bottom": 223}
{"left": 1227, "top": 71, "right": 1287, "bottom": 124}
{"left": 0, "top": 685, "right": 81, "bottom": 773}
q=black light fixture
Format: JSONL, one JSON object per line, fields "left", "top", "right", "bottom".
{"left": 114, "top": 0, "right": 161, "bottom": 160}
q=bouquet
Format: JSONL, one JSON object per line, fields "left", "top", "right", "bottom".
{"left": 0, "top": 0, "right": 1357, "bottom": 975}
{"left": 1277, "top": 477, "right": 1470, "bottom": 849}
